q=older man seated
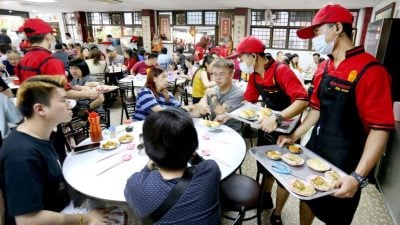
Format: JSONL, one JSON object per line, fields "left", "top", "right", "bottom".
{"left": 189, "top": 57, "right": 244, "bottom": 132}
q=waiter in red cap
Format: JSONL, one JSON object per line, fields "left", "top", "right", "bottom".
{"left": 228, "top": 35, "right": 309, "bottom": 225}
{"left": 15, "top": 18, "right": 65, "bottom": 82}
{"left": 278, "top": 4, "right": 394, "bottom": 225}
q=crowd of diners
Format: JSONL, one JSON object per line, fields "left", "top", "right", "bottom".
{"left": 0, "top": 3, "right": 395, "bottom": 225}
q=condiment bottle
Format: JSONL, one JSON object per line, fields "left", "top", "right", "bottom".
{"left": 88, "top": 111, "right": 103, "bottom": 142}
{"left": 109, "top": 126, "right": 116, "bottom": 138}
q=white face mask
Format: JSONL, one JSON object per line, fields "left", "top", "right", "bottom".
{"left": 312, "top": 29, "right": 335, "bottom": 55}
{"left": 239, "top": 57, "right": 254, "bottom": 74}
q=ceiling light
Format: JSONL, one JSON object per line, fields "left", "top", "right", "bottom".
{"left": 1, "top": 1, "right": 20, "bottom": 4}
{"left": 24, "top": 0, "right": 58, "bottom": 2}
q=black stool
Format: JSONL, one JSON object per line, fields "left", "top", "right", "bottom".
{"left": 220, "top": 174, "right": 266, "bottom": 225}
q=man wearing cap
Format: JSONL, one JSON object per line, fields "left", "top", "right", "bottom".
{"left": 278, "top": 4, "right": 394, "bottom": 225}
{"left": 228, "top": 35, "right": 309, "bottom": 224}
{"left": 15, "top": 18, "right": 65, "bottom": 82}
{"left": 15, "top": 18, "right": 99, "bottom": 102}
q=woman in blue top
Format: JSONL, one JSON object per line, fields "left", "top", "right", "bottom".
{"left": 134, "top": 66, "right": 181, "bottom": 121}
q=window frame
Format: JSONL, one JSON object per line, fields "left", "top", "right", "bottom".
{"left": 250, "top": 9, "right": 359, "bottom": 51}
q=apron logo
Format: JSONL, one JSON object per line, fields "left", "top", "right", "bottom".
{"left": 347, "top": 70, "right": 358, "bottom": 82}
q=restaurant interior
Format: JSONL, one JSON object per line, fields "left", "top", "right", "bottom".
{"left": 1, "top": 0, "right": 400, "bottom": 224}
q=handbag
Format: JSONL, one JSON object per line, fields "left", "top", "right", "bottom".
{"left": 142, "top": 167, "right": 194, "bottom": 225}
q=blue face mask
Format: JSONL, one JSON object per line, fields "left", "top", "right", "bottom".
{"left": 239, "top": 56, "right": 254, "bottom": 74}
{"left": 312, "top": 27, "right": 336, "bottom": 55}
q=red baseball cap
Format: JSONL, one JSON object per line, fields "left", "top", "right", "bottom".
{"left": 297, "top": 4, "right": 353, "bottom": 39}
{"left": 22, "top": 18, "right": 53, "bottom": 37}
{"left": 226, "top": 36, "right": 265, "bottom": 59}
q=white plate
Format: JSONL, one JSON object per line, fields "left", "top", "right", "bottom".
{"left": 306, "top": 158, "right": 331, "bottom": 172}
{"left": 307, "top": 175, "right": 334, "bottom": 192}
{"left": 281, "top": 153, "right": 304, "bottom": 166}
{"left": 100, "top": 139, "right": 120, "bottom": 150}
{"left": 288, "top": 179, "right": 316, "bottom": 197}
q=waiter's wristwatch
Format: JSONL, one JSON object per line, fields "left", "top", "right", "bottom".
{"left": 351, "top": 171, "right": 368, "bottom": 188}
{"left": 274, "top": 114, "right": 284, "bottom": 127}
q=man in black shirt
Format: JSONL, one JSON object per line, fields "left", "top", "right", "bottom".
{"left": 0, "top": 75, "right": 112, "bottom": 225}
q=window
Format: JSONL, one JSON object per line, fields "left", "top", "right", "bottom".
{"left": 187, "top": 11, "right": 202, "bottom": 25}
{"left": 101, "top": 13, "right": 110, "bottom": 25}
{"left": 288, "top": 29, "right": 309, "bottom": 49}
{"left": 251, "top": 9, "right": 359, "bottom": 50}
{"left": 133, "top": 12, "right": 142, "bottom": 25}
{"left": 90, "top": 12, "right": 102, "bottom": 25}
{"left": 205, "top": 11, "right": 217, "bottom": 25}
{"left": 274, "top": 11, "right": 289, "bottom": 26}
{"left": 251, "top": 28, "right": 270, "bottom": 46}
{"left": 272, "top": 28, "right": 286, "bottom": 49}
{"left": 124, "top": 12, "right": 132, "bottom": 25}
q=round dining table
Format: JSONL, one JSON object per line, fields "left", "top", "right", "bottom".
{"left": 62, "top": 118, "right": 246, "bottom": 202}
{"left": 119, "top": 74, "right": 186, "bottom": 88}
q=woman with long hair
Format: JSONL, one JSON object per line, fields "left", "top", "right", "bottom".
{"left": 86, "top": 48, "right": 109, "bottom": 74}
{"left": 191, "top": 54, "right": 216, "bottom": 104}
{"left": 133, "top": 66, "right": 181, "bottom": 121}
{"left": 124, "top": 48, "right": 138, "bottom": 74}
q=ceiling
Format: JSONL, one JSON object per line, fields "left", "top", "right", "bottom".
{"left": 1, "top": 0, "right": 386, "bottom": 13}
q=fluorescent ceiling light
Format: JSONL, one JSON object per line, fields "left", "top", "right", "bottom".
{"left": 24, "top": 0, "right": 58, "bottom": 2}
{"left": 2, "top": 1, "right": 20, "bottom": 4}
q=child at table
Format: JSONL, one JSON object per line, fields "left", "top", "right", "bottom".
{"left": 125, "top": 108, "right": 221, "bottom": 225}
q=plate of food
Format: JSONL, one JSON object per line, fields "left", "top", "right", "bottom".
{"left": 288, "top": 179, "right": 316, "bottom": 197}
{"left": 265, "top": 150, "right": 282, "bottom": 160}
{"left": 282, "top": 153, "right": 304, "bottom": 166}
{"left": 85, "top": 81, "right": 99, "bottom": 87}
{"left": 118, "top": 133, "right": 134, "bottom": 144}
{"left": 306, "top": 158, "right": 331, "bottom": 172}
{"left": 201, "top": 119, "right": 221, "bottom": 129}
{"left": 100, "top": 139, "right": 120, "bottom": 150}
{"left": 324, "top": 170, "right": 342, "bottom": 183}
{"left": 256, "top": 108, "right": 272, "bottom": 119}
{"left": 239, "top": 109, "right": 257, "bottom": 121}
{"left": 307, "top": 175, "right": 334, "bottom": 191}
{"left": 287, "top": 144, "right": 302, "bottom": 154}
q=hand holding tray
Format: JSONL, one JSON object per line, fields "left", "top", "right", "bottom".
{"left": 227, "top": 102, "right": 300, "bottom": 134}
{"left": 250, "top": 144, "right": 347, "bottom": 200}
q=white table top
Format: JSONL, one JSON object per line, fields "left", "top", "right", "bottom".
{"left": 119, "top": 75, "right": 186, "bottom": 88}
{"left": 62, "top": 118, "right": 246, "bottom": 202}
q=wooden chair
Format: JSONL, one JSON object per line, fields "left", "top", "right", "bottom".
{"left": 118, "top": 80, "right": 136, "bottom": 124}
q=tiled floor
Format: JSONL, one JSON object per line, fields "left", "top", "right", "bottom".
{"left": 108, "top": 101, "right": 394, "bottom": 225}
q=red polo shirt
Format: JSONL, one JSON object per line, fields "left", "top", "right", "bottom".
{"left": 244, "top": 59, "right": 308, "bottom": 103}
{"left": 17, "top": 46, "right": 66, "bottom": 82}
{"left": 131, "top": 61, "right": 153, "bottom": 75}
{"left": 310, "top": 46, "right": 394, "bottom": 130}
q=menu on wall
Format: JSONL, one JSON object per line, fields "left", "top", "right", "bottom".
{"left": 142, "top": 16, "right": 151, "bottom": 52}
{"left": 159, "top": 15, "right": 171, "bottom": 41}
{"left": 233, "top": 15, "right": 246, "bottom": 48}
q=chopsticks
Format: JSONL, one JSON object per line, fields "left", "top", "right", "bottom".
{"left": 96, "top": 144, "right": 135, "bottom": 163}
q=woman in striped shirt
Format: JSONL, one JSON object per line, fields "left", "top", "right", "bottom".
{"left": 134, "top": 67, "right": 181, "bottom": 121}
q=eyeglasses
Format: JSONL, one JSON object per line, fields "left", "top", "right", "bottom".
{"left": 213, "top": 73, "right": 228, "bottom": 78}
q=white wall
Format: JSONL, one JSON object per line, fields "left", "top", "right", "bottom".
{"left": 266, "top": 49, "right": 321, "bottom": 70}
{"left": 28, "top": 12, "right": 68, "bottom": 43}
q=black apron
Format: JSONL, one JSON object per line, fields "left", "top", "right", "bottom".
{"left": 306, "top": 60, "right": 380, "bottom": 173}
{"left": 254, "top": 63, "right": 292, "bottom": 145}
